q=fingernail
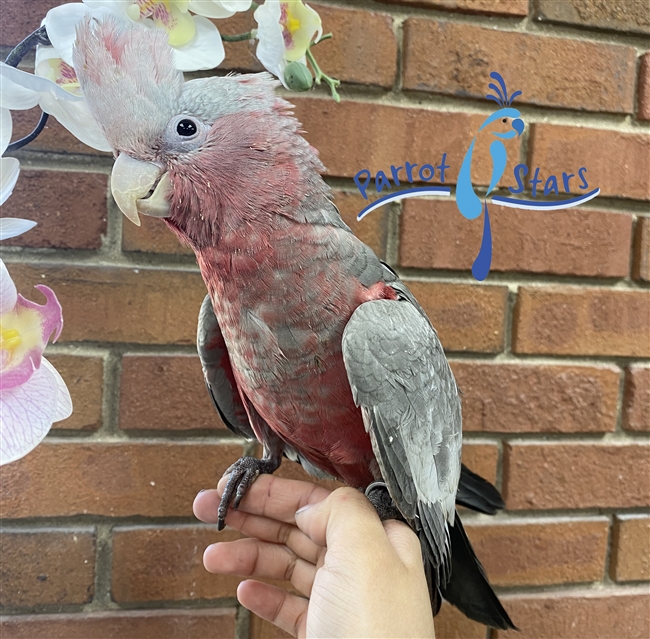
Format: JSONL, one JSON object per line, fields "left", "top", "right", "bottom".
{"left": 295, "top": 503, "right": 313, "bottom": 516}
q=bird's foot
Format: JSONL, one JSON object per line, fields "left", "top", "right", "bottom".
{"left": 217, "top": 456, "right": 280, "bottom": 530}
{"left": 365, "top": 481, "right": 406, "bottom": 523}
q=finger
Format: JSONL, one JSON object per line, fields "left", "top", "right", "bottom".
{"left": 382, "top": 519, "right": 426, "bottom": 572}
{"left": 203, "top": 538, "right": 317, "bottom": 598}
{"left": 195, "top": 475, "right": 331, "bottom": 525}
{"left": 237, "top": 580, "right": 308, "bottom": 639}
{"left": 219, "top": 509, "right": 323, "bottom": 565}
{"left": 294, "top": 487, "right": 395, "bottom": 556}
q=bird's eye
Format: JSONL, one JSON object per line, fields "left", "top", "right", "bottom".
{"left": 163, "top": 115, "right": 206, "bottom": 153}
{"left": 502, "top": 118, "right": 507, "bottom": 123}
{"left": 177, "top": 119, "right": 198, "bottom": 137}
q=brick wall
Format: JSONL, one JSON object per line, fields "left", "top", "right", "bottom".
{"left": 1, "top": 1, "right": 649, "bottom": 638}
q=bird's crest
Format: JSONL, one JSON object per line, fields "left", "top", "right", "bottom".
{"left": 73, "top": 14, "right": 183, "bottom": 153}
{"left": 485, "top": 72, "right": 521, "bottom": 108}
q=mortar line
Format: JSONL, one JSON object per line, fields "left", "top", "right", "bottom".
{"left": 235, "top": 605, "right": 251, "bottom": 639}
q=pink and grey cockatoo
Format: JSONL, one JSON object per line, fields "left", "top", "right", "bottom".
{"left": 73, "top": 16, "right": 514, "bottom": 629}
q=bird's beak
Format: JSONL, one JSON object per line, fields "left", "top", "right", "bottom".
{"left": 111, "top": 153, "right": 171, "bottom": 226}
{"left": 512, "top": 118, "right": 524, "bottom": 137}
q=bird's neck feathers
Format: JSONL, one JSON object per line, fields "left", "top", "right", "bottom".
{"left": 164, "top": 96, "right": 335, "bottom": 252}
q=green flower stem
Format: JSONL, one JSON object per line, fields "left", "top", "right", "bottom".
{"left": 306, "top": 47, "right": 340, "bottom": 102}
{"left": 221, "top": 31, "right": 254, "bottom": 42}
{"left": 251, "top": 1, "right": 260, "bottom": 10}
{"left": 311, "top": 32, "right": 333, "bottom": 47}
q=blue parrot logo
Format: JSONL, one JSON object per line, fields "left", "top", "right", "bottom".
{"left": 456, "top": 72, "right": 524, "bottom": 281}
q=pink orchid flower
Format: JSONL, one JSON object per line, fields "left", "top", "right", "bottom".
{"left": 0, "top": 218, "right": 72, "bottom": 466}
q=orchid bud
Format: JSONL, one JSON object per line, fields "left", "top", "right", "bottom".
{"left": 284, "top": 61, "right": 313, "bottom": 92}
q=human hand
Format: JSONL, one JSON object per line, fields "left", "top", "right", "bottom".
{"left": 193, "top": 475, "right": 435, "bottom": 639}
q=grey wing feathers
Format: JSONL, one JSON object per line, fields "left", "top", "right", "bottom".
{"left": 342, "top": 295, "right": 462, "bottom": 579}
{"left": 197, "top": 295, "right": 256, "bottom": 440}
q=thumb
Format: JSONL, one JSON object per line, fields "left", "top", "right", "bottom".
{"left": 294, "top": 486, "right": 392, "bottom": 553}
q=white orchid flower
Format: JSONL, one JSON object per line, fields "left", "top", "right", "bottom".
{"left": 254, "top": 0, "right": 322, "bottom": 89}
{"left": 47, "top": 1, "right": 225, "bottom": 73}
{"left": 188, "top": 0, "right": 253, "bottom": 20}
{"left": 0, "top": 61, "right": 112, "bottom": 152}
{"left": 1, "top": 109, "right": 20, "bottom": 205}
{"left": 0, "top": 219, "right": 72, "bottom": 466}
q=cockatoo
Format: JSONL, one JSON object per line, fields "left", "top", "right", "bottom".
{"left": 73, "top": 16, "right": 514, "bottom": 629}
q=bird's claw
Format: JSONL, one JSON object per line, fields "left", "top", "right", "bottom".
{"left": 365, "top": 481, "right": 406, "bottom": 523}
{"left": 217, "top": 456, "right": 279, "bottom": 531}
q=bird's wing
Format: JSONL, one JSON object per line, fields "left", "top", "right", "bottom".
{"left": 197, "top": 294, "right": 256, "bottom": 440}
{"left": 342, "top": 292, "right": 462, "bottom": 578}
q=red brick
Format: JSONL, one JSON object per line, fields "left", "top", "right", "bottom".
{"left": 0, "top": 609, "right": 237, "bottom": 639}
{"left": 375, "top": 0, "right": 527, "bottom": 15}
{"left": 122, "top": 215, "right": 193, "bottom": 255}
{"left": 610, "top": 515, "right": 650, "bottom": 582}
{"left": 0, "top": 0, "right": 62, "bottom": 46}
{"left": 293, "top": 97, "right": 521, "bottom": 187}
{"left": 529, "top": 124, "right": 650, "bottom": 201}
{"left": 633, "top": 217, "right": 650, "bottom": 281}
{"left": 465, "top": 518, "right": 609, "bottom": 587}
{"left": 119, "top": 355, "right": 226, "bottom": 432}
{"left": 536, "top": 0, "right": 650, "bottom": 35}
{"left": 513, "top": 287, "right": 650, "bottom": 358}
{"left": 461, "top": 442, "right": 499, "bottom": 485}
{"left": 403, "top": 20, "right": 636, "bottom": 114}
{"left": 503, "top": 442, "right": 650, "bottom": 510}
{"left": 495, "top": 587, "right": 650, "bottom": 639}
{"left": 400, "top": 199, "right": 633, "bottom": 277}
{"left": 112, "top": 526, "right": 242, "bottom": 602}
{"left": 402, "top": 281, "right": 508, "bottom": 353}
{"left": 0, "top": 171, "right": 108, "bottom": 250}
{"left": 6, "top": 264, "right": 207, "bottom": 345}
{"left": 217, "top": 4, "right": 397, "bottom": 88}
{"left": 0, "top": 442, "right": 243, "bottom": 519}
{"left": 623, "top": 366, "right": 650, "bottom": 432}
{"left": 451, "top": 362, "right": 620, "bottom": 433}
{"left": 639, "top": 54, "right": 650, "bottom": 121}
{"left": 10, "top": 107, "right": 112, "bottom": 157}
{"left": 0, "top": 530, "right": 95, "bottom": 607}
{"left": 47, "top": 355, "right": 103, "bottom": 431}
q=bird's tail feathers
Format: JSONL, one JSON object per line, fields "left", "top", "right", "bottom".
{"left": 456, "top": 464, "right": 505, "bottom": 515}
{"left": 438, "top": 513, "right": 517, "bottom": 630}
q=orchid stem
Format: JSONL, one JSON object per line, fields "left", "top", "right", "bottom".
{"left": 312, "top": 33, "right": 333, "bottom": 47}
{"left": 221, "top": 31, "right": 254, "bottom": 42}
{"left": 306, "top": 47, "right": 340, "bottom": 103}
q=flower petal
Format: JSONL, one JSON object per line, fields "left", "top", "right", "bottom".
{"left": 0, "top": 357, "right": 71, "bottom": 466}
{"left": 188, "top": 0, "right": 252, "bottom": 18}
{"left": 254, "top": 0, "right": 289, "bottom": 86}
{"left": 172, "top": 16, "right": 225, "bottom": 72}
{"left": 45, "top": 2, "right": 95, "bottom": 67}
{"left": 39, "top": 93, "right": 112, "bottom": 151}
{"left": 42, "top": 357, "right": 73, "bottom": 423}
{"left": 0, "top": 259, "right": 17, "bottom": 314}
{"left": 283, "top": 1, "right": 322, "bottom": 62}
{"left": 1, "top": 107, "right": 11, "bottom": 154}
{"left": 0, "top": 158, "right": 20, "bottom": 206}
{"left": 0, "top": 63, "right": 82, "bottom": 108}
{"left": 0, "top": 218, "right": 36, "bottom": 242}
{"left": 0, "top": 285, "right": 64, "bottom": 391}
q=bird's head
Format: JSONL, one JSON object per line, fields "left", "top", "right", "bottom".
{"left": 73, "top": 15, "right": 325, "bottom": 248}
{"left": 478, "top": 108, "right": 524, "bottom": 140}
